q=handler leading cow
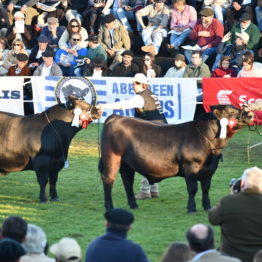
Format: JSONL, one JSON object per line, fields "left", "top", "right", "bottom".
{"left": 0, "top": 96, "right": 100, "bottom": 202}
{"left": 98, "top": 104, "right": 254, "bottom": 212}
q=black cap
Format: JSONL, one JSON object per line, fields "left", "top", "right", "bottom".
{"left": 104, "top": 208, "right": 134, "bottom": 225}
{"left": 17, "top": 53, "right": 28, "bottom": 61}
{"left": 122, "top": 50, "right": 134, "bottom": 57}
{"left": 239, "top": 12, "right": 252, "bottom": 21}
{"left": 0, "top": 239, "right": 26, "bottom": 262}
{"left": 42, "top": 50, "right": 54, "bottom": 57}
{"left": 86, "top": 35, "right": 99, "bottom": 44}
{"left": 104, "top": 14, "right": 116, "bottom": 24}
{"left": 37, "top": 34, "right": 50, "bottom": 43}
{"left": 91, "top": 56, "right": 106, "bottom": 67}
{"left": 174, "top": 53, "right": 185, "bottom": 62}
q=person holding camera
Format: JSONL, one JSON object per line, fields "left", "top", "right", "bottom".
{"left": 208, "top": 166, "right": 262, "bottom": 262}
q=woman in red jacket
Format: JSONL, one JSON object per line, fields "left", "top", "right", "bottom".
{"left": 211, "top": 56, "right": 237, "bottom": 78}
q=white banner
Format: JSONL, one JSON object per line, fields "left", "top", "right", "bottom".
{"left": 31, "top": 77, "right": 198, "bottom": 124}
{"left": 0, "top": 78, "right": 24, "bottom": 115}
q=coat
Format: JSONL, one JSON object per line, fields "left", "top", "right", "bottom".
{"left": 33, "top": 62, "right": 63, "bottom": 76}
{"left": 183, "top": 62, "right": 211, "bottom": 77}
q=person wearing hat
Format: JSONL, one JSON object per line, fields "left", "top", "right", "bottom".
{"left": 85, "top": 208, "right": 150, "bottom": 262}
{"left": 40, "top": 17, "right": 66, "bottom": 50}
{"left": 33, "top": 49, "right": 63, "bottom": 76}
{"left": 28, "top": 34, "right": 53, "bottom": 71}
{"left": 98, "top": 13, "right": 131, "bottom": 70}
{"left": 50, "top": 237, "right": 81, "bottom": 262}
{"left": 183, "top": 7, "right": 224, "bottom": 64}
{"left": 97, "top": 73, "right": 167, "bottom": 199}
{"left": 82, "top": 56, "right": 110, "bottom": 76}
{"left": 111, "top": 49, "right": 139, "bottom": 76}
{"left": 7, "top": 52, "right": 31, "bottom": 76}
{"left": 136, "top": 0, "right": 170, "bottom": 55}
{"left": 164, "top": 53, "right": 187, "bottom": 77}
{"left": 0, "top": 238, "right": 26, "bottom": 262}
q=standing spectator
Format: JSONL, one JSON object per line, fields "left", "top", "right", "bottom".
{"left": 208, "top": 166, "right": 262, "bottom": 262}
{"left": 58, "top": 18, "right": 88, "bottom": 51}
{"left": 7, "top": 52, "right": 31, "bottom": 76}
{"left": 164, "top": 53, "right": 187, "bottom": 77}
{"left": 212, "top": 56, "right": 237, "bottom": 77}
{"left": 237, "top": 53, "right": 262, "bottom": 77}
{"left": 160, "top": 242, "right": 194, "bottom": 262}
{"left": 167, "top": 0, "right": 197, "bottom": 53}
{"left": 136, "top": 0, "right": 170, "bottom": 55}
{"left": 50, "top": 237, "right": 81, "bottom": 262}
{"left": 83, "top": 56, "right": 110, "bottom": 76}
{"left": 183, "top": 7, "right": 224, "bottom": 63}
{"left": 40, "top": 17, "right": 65, "bottom": 51}
{"left": 111, "top": 50, "right": 139, "bottom": 76}
{"left": 0, "top": 238, "right": 26, "bottom": 262}
{"left": 183, "top": 51, "right": 211, "bottom": 77}
{"left": 33, "top": 50, "right": 63, "bottom": 76}
{"left": 98, "top": 14, "right": 131, "bottom": 70}
{"left": 139, "top": 52, "right": 161, "bottom": 78}
{"left": 0, "top": 37, "right": 10, "bottom": 75}
{"left": 20, "top": 224, "right": 54, "bottom": 262}
{"left": 186, "top": 224, "right": 241, "bottom": 262}
{"left": 85, "top": 208, "right": 150, "bottom": 262}
{"left": 0, "top": 216, "right": 28, "bottom": 243}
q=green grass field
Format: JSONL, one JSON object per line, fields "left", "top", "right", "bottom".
{"left": 0, "top": 124, "right": 261, "bottom": 262}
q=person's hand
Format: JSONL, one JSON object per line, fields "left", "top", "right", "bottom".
{"left": 85, "top": 58, "right": 91, "bottom": 64}
{"left": 198, "top": 31, "right": 210, "bottom": 37}
{"left": 71, "top": 49, "right": 78, "bottom": 57}
{"left": 106, "top": 49, "right": 115, "bottom": 57}
{"left": 232, "top": 1, "right": 241, "bottom": 10}
{"left": 223, "top": 74, "right": 231, "bottom": 78}
{"left": 222, "top": 32, "right": 231, "bottom": 42}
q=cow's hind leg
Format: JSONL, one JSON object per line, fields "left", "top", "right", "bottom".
{"left": 200, "top": 177, "right": 211, "bottom": 210}
{"left": 120, "top": 164, "right": 138, "bottom": 209}
{"left": 185, "top": 175, "right": 198, "bottom": 213}
{"left": 36, "top": 172, "right": 48, "bottom": 202}
{"left": 49, "top": 171, "right": 59, "bottom": 201}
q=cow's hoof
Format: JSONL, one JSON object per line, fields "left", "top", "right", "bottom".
{"left": 51, "top": 197, "right": 59, "bottom": 202}
{"left": 40, "top": 200, "right": 47, "bottom": 203}
{"left": 130, "top": 205, "right": 138, "bottom": 209}
{"left": 188, "top": 210, "right": 197, "bottom": 214}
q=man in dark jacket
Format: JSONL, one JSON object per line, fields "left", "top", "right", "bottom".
{"left": 208, "top": 166, "right": 262, "bottom": 262}
{"left": 111, "top": 50, "right": 139, "bottom": 77}
{"left": 85, "top": 208, "right": 150, "bottom": 262}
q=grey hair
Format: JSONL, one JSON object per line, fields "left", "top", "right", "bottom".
{"left": 241, "top": 166, "right": 262, "bottom": 192}
{"left": 22, "top": 224, "right": 47, "bottom": 254}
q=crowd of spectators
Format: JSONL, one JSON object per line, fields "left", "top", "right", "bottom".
{"left": 0, "top": 0, "right": 262, "bottom": 78}
{"left": 0, "top": 166, "right": 262, "bottom": 262}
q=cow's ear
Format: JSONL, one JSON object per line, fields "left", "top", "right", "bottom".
{"left": 212, "top": 109, "right": 221, "bottom": 119}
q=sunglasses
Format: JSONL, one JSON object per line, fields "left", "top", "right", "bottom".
{"left": 71, "top": 25, "right": 79, "bottom": 28}
{"left": 134, "top": 81, "right": 142, "bottom": 85}
{"left": 13, "top": 44, "right": 21, "bottom": 46}
{"left": 72, "top": 38, "right": 80, "bottom": 41}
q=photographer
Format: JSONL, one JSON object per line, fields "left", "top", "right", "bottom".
{"left": 208, "top": 166, "right": 262, "bottom": 262}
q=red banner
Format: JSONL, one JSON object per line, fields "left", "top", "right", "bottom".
{"left": 202, "top": 78, "right": 262, "bottom": 124}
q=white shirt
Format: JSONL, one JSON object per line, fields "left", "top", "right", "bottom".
{"left": 103, "top": 95, "right": 145, "bottom": 110}
{"left": 41, "top": 64, "right": 52, "bottom": 77}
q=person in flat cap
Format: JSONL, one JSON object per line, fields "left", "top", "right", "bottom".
{"left": 82, "top": 56, "right": 110, "bottom": 76}
{"left": 0, "top": 238, "right": 26, "bottom": 262}
{"left": 183, "top": 6, "right": 224, "bottom": 64}
{"left": 85, "top": 208, "right": 150, "bottom": 262}
{"left": 33, "top": 50, "right": 63, "bottom": 76}
{"left": 7, "top": 52, "right": 31, "bottom": 76}
{"left": 164, "top": 53, "right": 187, "bottom": 77}
{"left": 110, "top": 49, "right": 139, "bottom": 76}
{"left": 98, "top": 13, "right": 131, "bottom": 70}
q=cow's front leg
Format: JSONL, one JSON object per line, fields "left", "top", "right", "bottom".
{"left": 200, "top": 177, "right": 211, "bottom": 210}
{"left": 102, "top": 179, "right": 114, "bottom": 211}
{"left": 185, "top": 175, "right": 198, "bottom": 213}
{"left": 36, "top": 172, "right": 48, "bottom": 202}
{"left": 49, "top": 171, "right": 59, "bottom": 201}
{"left": 120, "top": 164, "right": 138, "bottom": 209}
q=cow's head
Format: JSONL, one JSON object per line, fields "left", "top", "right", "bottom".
{"left": 66, "top": 96, "right": 101, "bottom": 128}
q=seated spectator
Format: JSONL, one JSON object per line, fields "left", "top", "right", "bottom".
{"left": 83, "top": 56, "right": 110, "bottom": 76}
{"left": 208, "top": 166, "right": 262, "bottom": 262}
{"left": 186, "top": 224, "right": 241, "bottom": 262}
{"left": 160, "top": 242, "right": 194, "bottom": 262}
{"left": 50, "top": 237, "right": 81, "bottom": 262}
{"left": 28, "top": 34, "right": 53, "bottom": 72}
{"left": 0, "top": 37, "right": 10, "bottom": 76}
{"left": 98, "top": 14, "right": 131, "bottom": 70}
{"left": 0, "top": 238, "right": 26, "bottom": 262}
{"left": 254, "top": 250, "right": 262, "bottom": 262}
{"left": 183, "top": 7, "right": 224, "bottom": 63}
{"left": 20, "top": 224, "right": 54, "bottom": 262}
{"left": 237, "top": 54, "right": 262, "bottom": 77}
{"left": 58, "top": 18, "right": 88, "bottom": 51}
{"left": 55, "top": 32, "right": 88, "bottom": 76}
{"left": 0, "top": 216, "right": 28, "bottom": 243}
{"left": 140, "top": 53, "right": 161, "bottom": 78}
{"left": 85, "top": 208, "right": 150, "bottom": 262}
{"left": 6, "top": 11, "right": 32, "bottom": 49}
{"left": 243, "top": 50, "right": 262, "bottom": 70}
{"left": 212, "top": 56, "right": 237, "bottom": 77}
{"left": 0, "top": 4, "right": 10, "bottom": 37}
{"left": 164, "top": 53, "right": 187, "bottom": 77}
{"left": 213, "top": 31, "right": 250, "bottom": 71}
{"left": 183, "top": 50, "right": 211, "bottom": 77}
{"left": 7, "top": 52, "right": 31, "bottom": 76}
{"left": 33, "top": 50, "right": 63, "bottom": 76}
{"left": 40, "top": 17, "right": 65, "bottom": 51}
{"left": 255, "top": 0, "right": 262, "bottom": 33}
{"left": 167, "top": 0, "right": 197, "bottom": 53}
{"left": 111, "top": 50, "right": 139, "bottom": 76}
{"left": 136, "top": 0, "right": 170, "bottom": 55}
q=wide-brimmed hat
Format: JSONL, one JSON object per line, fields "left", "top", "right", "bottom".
{"left": 235, "top": 32, "right": 250, "bottom": 45}
{"left": 133, "top": 73, "right": 149, "bottom": 85}
{"left": 199, "top": 7, "right": 214, "bottom": 17}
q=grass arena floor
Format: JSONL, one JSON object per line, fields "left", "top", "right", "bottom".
{"left": 0, "top": 124, "right": 261, "bottom": 262}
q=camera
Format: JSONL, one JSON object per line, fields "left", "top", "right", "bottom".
{"left": 229, "top": 178, "right": 241, "bottom": 193}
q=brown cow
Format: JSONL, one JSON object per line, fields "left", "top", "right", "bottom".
{"left": 99, "top": 105, "right": 254, "bottom": 212}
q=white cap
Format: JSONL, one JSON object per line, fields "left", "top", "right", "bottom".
{"left": 235, "top": 32, "right": 250, "bottom": 45}
{"left": 50, "top": 238, "right": 81, "bottom": 262}
{"left": 133, "top": 73, "right": 149, "bottom": 85}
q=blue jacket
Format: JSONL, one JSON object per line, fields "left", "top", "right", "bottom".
{"left": 41, "top": 26, "right": 65, "bottom": 46}
{"left": 85, "top": 228, "right": 150, "bottom": 262}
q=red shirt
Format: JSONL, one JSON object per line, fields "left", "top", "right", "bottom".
{"left": 211, "top": 67, "right": 237, "bottom": 77}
